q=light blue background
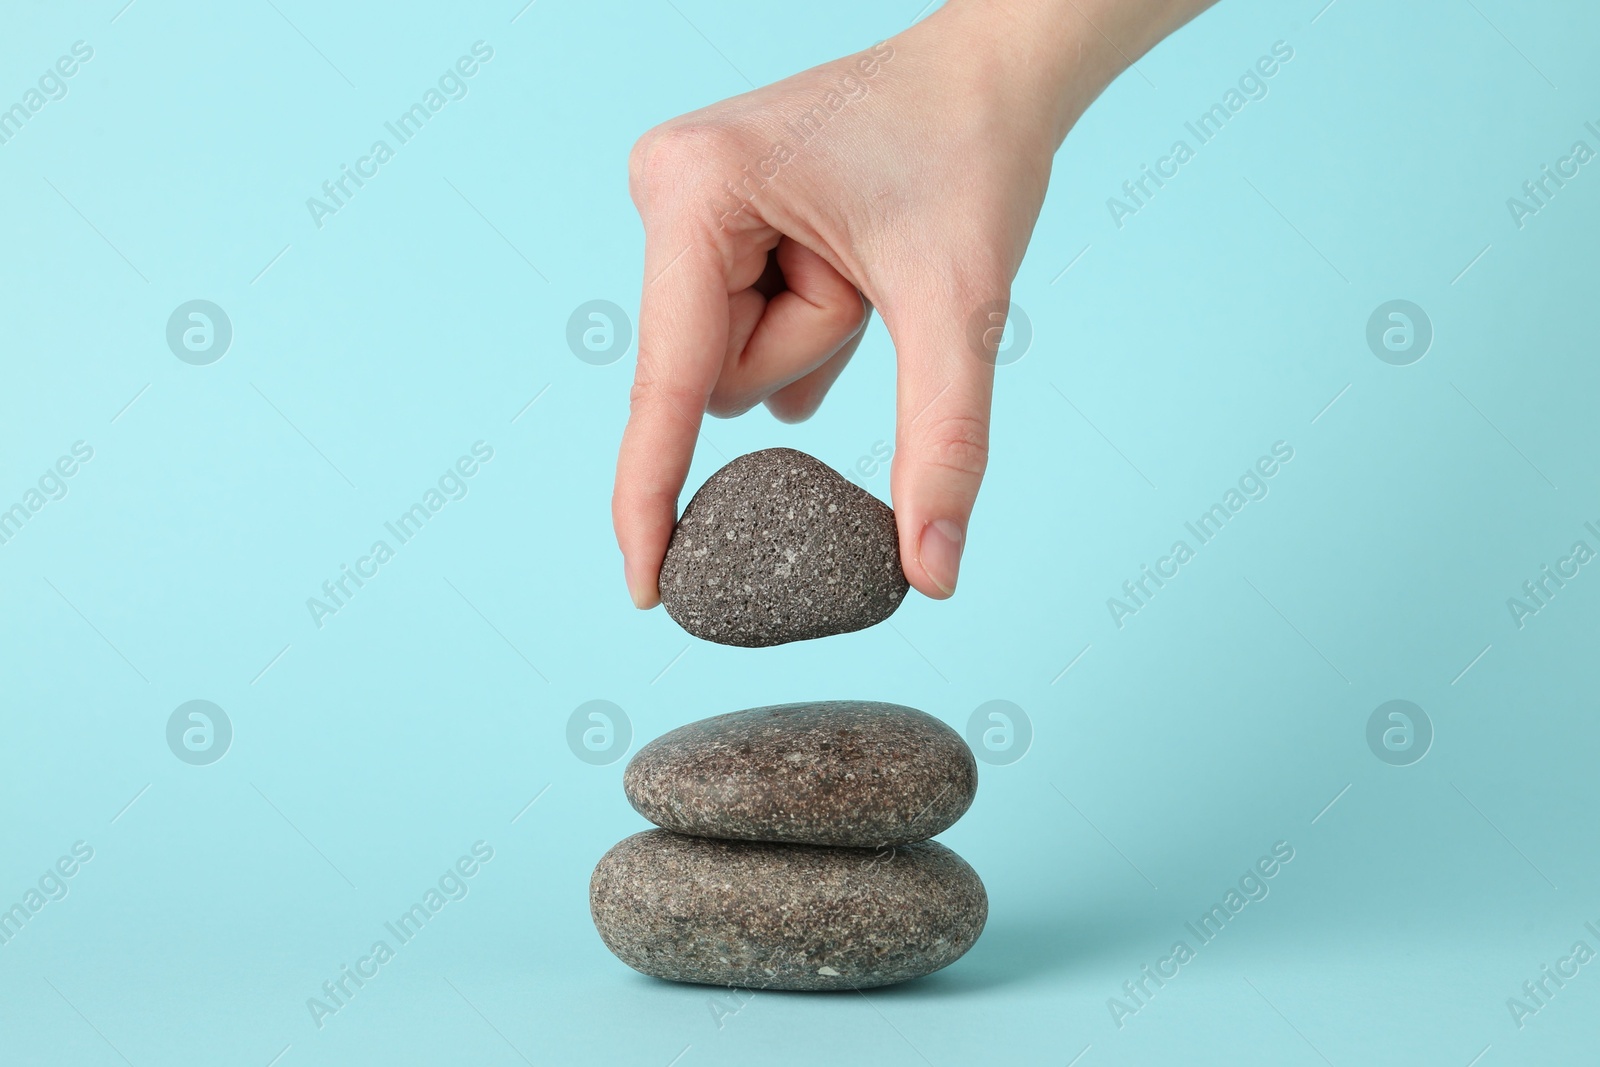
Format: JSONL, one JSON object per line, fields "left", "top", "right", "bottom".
{"left": 3, "top": 0, "right": 1597, "bottom": 1064}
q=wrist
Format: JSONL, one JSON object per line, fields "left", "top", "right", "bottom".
{"left": 919, "top": 0, "right": 1211, "bottom": 147}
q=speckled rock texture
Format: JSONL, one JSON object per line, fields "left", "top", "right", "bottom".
{"left": 624, "top": 701, "right": 977, "bottom": 847}
{"left": 590, "top": 830, "right": 987, "bottom": 990}
{"left": 658, "top": 448, "right": 908, "bottom": 647}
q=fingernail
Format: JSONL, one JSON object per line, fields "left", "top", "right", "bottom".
{"left": 625, "top": 559, "right": 653, "bottom": 610}
{"left": 917, "top": 519, "right": 964, "bottom": 596}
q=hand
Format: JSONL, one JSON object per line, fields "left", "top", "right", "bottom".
{"left": 612, "top": 0, "right": 1211, "bottom": 608}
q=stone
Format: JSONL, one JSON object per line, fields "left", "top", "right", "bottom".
{"left": 624, "top": 701, "right": 977, "bottom": 848}
{"left": 658, "top": 448, "right": 908, "bottom": 646}
{"left": 590, "top": 830, "right": 987, "bottom": 990}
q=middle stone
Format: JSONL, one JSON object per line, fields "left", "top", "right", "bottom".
{"left": 623, "top": 700, "right": 978, "bottom": 848}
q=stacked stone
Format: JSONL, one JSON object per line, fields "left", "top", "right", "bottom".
{"left": 589, "top": 449, "right": 988, "bottom": 991}
{"left": 589, "top": 701, "right": 987, "bottom": 990}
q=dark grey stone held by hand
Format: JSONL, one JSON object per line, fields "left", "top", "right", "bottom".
{"left": 658, "top": 448, "right": 908, "bottom": 647}
{"left": 590, "top": 830, "right": 987, "bottom": 991}
{"left": 624, "top": 701, "right": 978, "bottom": 848}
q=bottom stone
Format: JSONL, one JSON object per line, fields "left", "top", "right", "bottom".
{"left": 590, "top": 830, "right": 987, "bottom": 991}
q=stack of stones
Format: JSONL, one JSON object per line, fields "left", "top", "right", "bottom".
{"left": 589, "top": 449, "right": 988, "bottom": 991}
{"left": 590, "top": 701, "right": 986, "bottom": 990}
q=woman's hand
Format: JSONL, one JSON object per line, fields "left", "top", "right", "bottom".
{"left": 612, "top": 0, "right": 1212, "bottom": 607}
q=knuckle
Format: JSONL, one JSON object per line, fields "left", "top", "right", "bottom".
{"left": 917, "top": 413, "right": 990, "bottom": 478}
{"left": 628, "top": 373, "right": 701, "bottom": 421}
{"left": 626, "top": 377, "right": 657, "bottom": 416}
{"left": 626, "top": 127, "right": 663, "bottom": 179}
{"left": 628, "top": 123, "right": 733, "bottom": 202}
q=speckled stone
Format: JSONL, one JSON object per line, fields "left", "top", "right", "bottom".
{"left": 590, "top": 830, "right": 987, "bottom": 990}
{"left": 624, "top": 701, "right": 977, "bottom": 848}
{"left": 658, "top": 448, "right": 908, "bottom": 647}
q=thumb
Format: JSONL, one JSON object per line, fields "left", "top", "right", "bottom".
{"left": 884, "top": 290, "right": 1008, "bottom": 599}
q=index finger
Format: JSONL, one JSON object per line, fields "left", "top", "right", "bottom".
{"left": 612, "top": 223, "right": 729, "bottom": 609}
